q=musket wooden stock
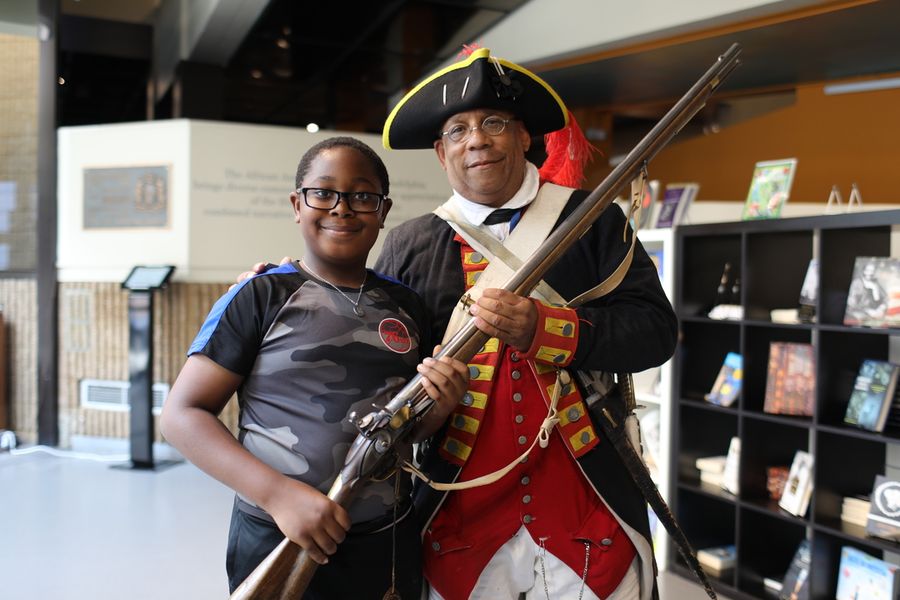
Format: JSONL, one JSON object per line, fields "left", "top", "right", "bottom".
{"left": 229, "top": 42, "right": 741, "bottom": 600}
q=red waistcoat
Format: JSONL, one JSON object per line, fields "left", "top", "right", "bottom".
{"left": 422, "top": 236, "right": 636, "bottom": 599}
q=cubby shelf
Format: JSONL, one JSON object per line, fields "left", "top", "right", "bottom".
{"left": 671, "top": 209, "right": 900, "bottom": 600}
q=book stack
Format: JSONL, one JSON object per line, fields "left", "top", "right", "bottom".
{"left": 835, "top": 546, "right": 900, "bottom": 600}
{"left": 697, "top": 544, "right": 736, "bottom": 578}
{"left": 696, "top": 455, "right": 727, "bottom": 488}
{"left": 841, "top": 495, "right": 872, "bottom": 528}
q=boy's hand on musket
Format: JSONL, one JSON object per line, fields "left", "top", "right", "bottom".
{"left": 469, "top": 288, "right": 538, "bottom": 351}
{"left": 413, "top": 346, "right": 469, "bottom": 440}
{"left": 266, "top": 477, "right": 351, "bottom": 565}
{"left": 231, "top": 257, "right": 294, "bottom": 291}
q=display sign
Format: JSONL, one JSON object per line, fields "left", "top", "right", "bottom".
{"left": 122, "top": 265, "right": 175, "bottom": 291}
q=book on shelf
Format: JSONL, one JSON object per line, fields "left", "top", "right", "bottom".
{"left": 867, "top": 475, "right": 900, "bottom": 542}
{"left": 779, "top": 539, "right": 811, "bottom": 600}
{"left": 778, "top": 450, "right": 814, "bottom": 517}
{"left": 843, "top": 257, "right": 900, "bottom": 329}
{"left": 704, "top": 352, "right": 742, "bottom": 407}
{"left": 767, "top": 465, "right": 790, "bottom": 501}
{"left": 696, "top": 454, "right": 726, "bottom": 487}
{"left": 697, "top": 544, "right": 736, "bottom": 576}
{"left": 741, "top": 158, "right": 798, "bottom": 221}
{"left": 841, "top": 494, "right": 871, "bottom": 528}
{"left": 835, "top": 545, "right": 900, "bottom": 600}
{"left": 654, "top": 182, "right": 699, "bottom": 228}
{"left": 763, "top": 577, "right": 784, "bottom": 596}
{"left": 843, "top": 359, "right": 900, "bottom": 432}
{"left": 722, "top": 436, "right": 740, "bottom": 495}
{"left": 763, "top": 342, "right": 816, "bottom": 417}
{"left": 797, "top": 258, "right": 818, "bottom": 324}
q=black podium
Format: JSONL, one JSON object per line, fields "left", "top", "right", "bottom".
{"left": 115, "top": 265, "right": 179, "bottom": 471}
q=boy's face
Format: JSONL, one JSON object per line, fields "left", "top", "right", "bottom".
{"left": 290, "top": 146, "right": 391, "bottom": 270}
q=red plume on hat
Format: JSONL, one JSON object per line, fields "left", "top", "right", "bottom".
{"left": 456, "top": 44, "right": 596, "bottom": 188}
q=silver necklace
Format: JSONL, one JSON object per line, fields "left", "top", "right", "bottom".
{"left": 300, "top": 260, "right": 366, "bottom": 317}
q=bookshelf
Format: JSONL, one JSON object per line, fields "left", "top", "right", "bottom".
{"left": 634, "top": 227, "right": 675, "bottom": 570}
{"left": 671, "top": 209, "right": 900, "bottom": 599}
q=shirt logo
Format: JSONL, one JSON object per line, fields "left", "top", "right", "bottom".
{"left": 379, "top": 318, "right": 412, "bottom": 354}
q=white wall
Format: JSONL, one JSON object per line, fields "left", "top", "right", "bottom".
{"left": 58, "top": 119, "right": 448, "bottom": 283}
{"left": 481, "top": 0, "right": 829, "bottom": 65}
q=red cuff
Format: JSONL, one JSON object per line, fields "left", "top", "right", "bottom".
{"left": 520, "top": 300, "right": 580, "bottom": 367}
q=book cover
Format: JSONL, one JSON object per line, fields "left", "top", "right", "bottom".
{"left": 797, "top": 259, "right": 818, "bottom": 324}
{"left": 722, "top": 436, "right": 741, "bottom": 495}
{"left": 779, "top": 539, "right": 811, "bottom": 600}
{"left": 835, "top": 546, "right": 899, "bottom": 600}
{"left": 778, "top": 450, "right": 814, "bottom": 517}
{"left": 742, "top": 158, "right": 798, "bottom": 220}
{"left": 655, "top": 182, "right": 699, "bottom": 228}
{"left": 705, "top": 352, "right": 743, "bottom": 407}
{"left": 844, "top": 360, "right": 900, "bottom": 432}
{"left": 867, "top": 475, "right": 900, "bottom": 542}
{"left": 763, "top": 342, "right": 816, "bottom": 416}
{"left": 843, "top": 257, "right": 900, "bottom": 328}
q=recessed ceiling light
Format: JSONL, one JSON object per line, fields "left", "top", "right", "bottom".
{"left": 276, "top": 38, "right": 290, "bottom": 49}
{"left": 57, "top": 76, "right": 65, "bottom": 85}
{"left": 306, "top": 123, "right": 319, "bottom": 133}
{"left": 250, "top": 69, "right": 263, "bottom": 79}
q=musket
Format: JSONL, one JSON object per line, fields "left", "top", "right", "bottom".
{"left": 230, "top": 42, "right": 742, "bottom": 600}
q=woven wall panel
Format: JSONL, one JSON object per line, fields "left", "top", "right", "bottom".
{"left": 58, "top": 282, "right": 237, "bottom": 446}
{"left": 0, "top": 279, "right": 38, "bottom": 443}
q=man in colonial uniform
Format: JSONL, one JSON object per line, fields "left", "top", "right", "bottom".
{"left": 376, "top": 47, "right": 678, "bottom": 599}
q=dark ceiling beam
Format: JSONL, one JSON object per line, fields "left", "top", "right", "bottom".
{"left": 262, "top": 0, "right": 409, "bottom": 123}
{"left": 59, "top": 14, "right": 151, "bottom": 60}
{"left": 153, "top": 0, "right": 268, "bottom": 103}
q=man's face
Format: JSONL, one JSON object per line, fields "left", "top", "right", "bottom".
{"left": 433, "top": 108, "right": 531, "bottom": 208}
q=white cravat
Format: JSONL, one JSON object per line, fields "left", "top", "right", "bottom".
{"left": 449, "top": 162, "right": 539, "bottom": 241}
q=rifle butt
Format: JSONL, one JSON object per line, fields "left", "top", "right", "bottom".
{"left": 228, "top": 535, "right": 319, "bottom": 600}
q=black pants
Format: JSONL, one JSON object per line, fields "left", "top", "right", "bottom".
{"left": 226, "top": 506, "right": 423, "bottom": 599}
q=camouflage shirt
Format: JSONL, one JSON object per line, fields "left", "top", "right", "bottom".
{"left": 189, "top": 261, "right": 431, "bottom": 525}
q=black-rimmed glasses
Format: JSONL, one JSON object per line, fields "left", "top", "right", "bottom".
{"left": 441, "top": 116, "right": 518, "bottom": 144}
{"left": 299, "top": 188, "right": 385, "bottom": 213}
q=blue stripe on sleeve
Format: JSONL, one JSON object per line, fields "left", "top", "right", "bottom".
{"left": 187, "top": 262, "right": 298, "bottom": 356}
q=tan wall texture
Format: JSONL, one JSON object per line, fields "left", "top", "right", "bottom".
{"left": 56, "top": 281, "right": 238, "bottom": 446}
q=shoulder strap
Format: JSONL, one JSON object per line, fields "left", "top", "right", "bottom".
{"left": 434, "top": 184, "right": 571, "bottom": 343}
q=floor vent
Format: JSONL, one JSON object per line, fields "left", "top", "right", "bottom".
{"left": 79, "top": 379, "right": 169, "bottom": 415}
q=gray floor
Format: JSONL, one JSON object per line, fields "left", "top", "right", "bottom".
{"left": 0, "top": 446, "right": 728, "bottom": 599}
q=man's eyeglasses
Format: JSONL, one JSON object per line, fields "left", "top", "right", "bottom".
{"left": 298, "top": 188, "right": 385, "bottom": 213}
{"left": 441, "top": 116, "right": 518, "bottom": 144}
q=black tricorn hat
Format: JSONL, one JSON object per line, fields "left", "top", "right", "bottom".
{"left": 383, "top": 47, "right": 569, "bottom": 150}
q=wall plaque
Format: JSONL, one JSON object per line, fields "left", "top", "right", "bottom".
{"left": 83, "top": 165, "right": 169, "bottom": 228}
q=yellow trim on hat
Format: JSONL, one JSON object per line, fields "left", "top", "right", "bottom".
{"left": 382, "top": 47, "right": 569, "bottom": 150}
